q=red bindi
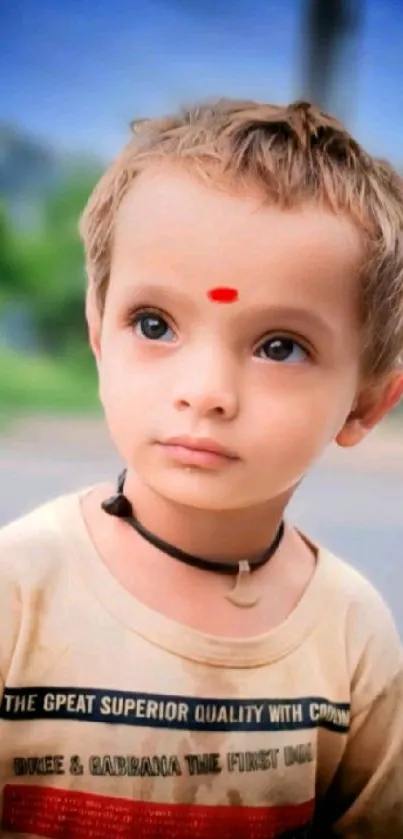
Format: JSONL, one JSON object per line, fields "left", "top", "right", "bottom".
{"left": 207, "top": 287, "right": 239, "bottom": 303}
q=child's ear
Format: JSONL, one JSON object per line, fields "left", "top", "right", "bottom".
{"left": 336, "top": 371, "right": 403, "bottom": 449}
{"left": 85, "top": 284, "right": 102, "bottom": 365}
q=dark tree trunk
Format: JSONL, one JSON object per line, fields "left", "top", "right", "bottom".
{"left": 302, "top": 0, "right": 364, "bottom": 119}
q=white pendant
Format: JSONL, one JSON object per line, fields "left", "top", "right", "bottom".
{"left": 225, "top": 560, "right": 260, "bottom": 608}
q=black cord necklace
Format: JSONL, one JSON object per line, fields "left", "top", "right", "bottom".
{"left": 101, "top": 468, "right": 285, "bottom": 608}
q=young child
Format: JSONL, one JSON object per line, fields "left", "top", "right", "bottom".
{"left": 1, "top": 99, "right": 403, "bottom": 839}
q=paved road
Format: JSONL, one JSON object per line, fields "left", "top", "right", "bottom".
{"left": 1, "top": 420, "right": 402, "bottom": 635}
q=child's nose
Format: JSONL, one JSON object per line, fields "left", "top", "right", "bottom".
{"left": 172, "top": 354, "right": 239, "bottom": 421}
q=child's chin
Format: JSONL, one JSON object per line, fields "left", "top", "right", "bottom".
{"left": 151, "top": 469, "right": 243, "bottom": 511}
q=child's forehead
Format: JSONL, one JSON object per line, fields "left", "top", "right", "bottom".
{"left": 115, "top": 168, "right": 363, "bottom": 269}
{"left": 111, "top": 168, "right": 364, "bottom": 316}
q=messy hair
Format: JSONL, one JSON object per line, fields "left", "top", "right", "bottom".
{"left": 79, "top": 99, "right": 403, "bottom": 378}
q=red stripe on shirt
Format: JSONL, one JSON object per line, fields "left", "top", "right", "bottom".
{"left": 3, "top": 784, "right": 314, "bottom": 838}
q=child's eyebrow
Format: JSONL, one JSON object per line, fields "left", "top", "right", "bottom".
{"left": 233, "top": 304, "right": 336, "bottom": 340}
{"left": 123, "top": 284, "right": 335, "bottom": 339}
{"left": 123, "top": 283, "right": 195, "bottom": 315}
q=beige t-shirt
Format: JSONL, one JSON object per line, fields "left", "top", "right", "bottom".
{"left": 0, "top": 491, "right": 402, "bottom": 839}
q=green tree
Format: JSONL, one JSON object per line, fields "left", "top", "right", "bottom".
{"left": 0, "top": 203, "right": 23, "bottom": 308}
{"left": 15, "top": 167, "right": 101, "bottom": 353}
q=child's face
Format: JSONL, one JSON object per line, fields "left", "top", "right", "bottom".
{"left": 88, "top": 168, "right": 374, "bottom": 511}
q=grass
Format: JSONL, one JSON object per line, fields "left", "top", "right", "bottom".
{"left": 0, "top": 348, "right": 99, "bottom": 426}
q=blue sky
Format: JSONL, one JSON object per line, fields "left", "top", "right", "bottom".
{"left": 1, "top": 0, "right": 402, "bottom": 163}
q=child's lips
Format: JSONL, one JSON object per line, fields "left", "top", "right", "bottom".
{"left": 158, "top": 436, "right": 239, "bottom": 468}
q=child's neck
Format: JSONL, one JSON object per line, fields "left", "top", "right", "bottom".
{"left": 82, "top": 478, "right": 316, "bottom": 637}
{"left": 122, "top": 469, "right": 291, "bottom": 564}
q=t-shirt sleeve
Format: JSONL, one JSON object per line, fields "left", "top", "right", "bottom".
{"left": 315, "top": 583, "right": 403, "bottom": 837}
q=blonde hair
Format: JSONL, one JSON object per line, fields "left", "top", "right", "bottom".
{"left": 80, "top": 98, "right": 403, "bottom": 378}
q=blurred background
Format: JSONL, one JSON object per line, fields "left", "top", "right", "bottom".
{"left": 1, "top": 0, "right": 402, "bottom": 630}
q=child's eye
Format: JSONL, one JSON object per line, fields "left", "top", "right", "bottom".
{"left": 132, "top": 311, "right": 176, "bottom": 342}
{"left": 256, "top": 336, "right": 309, "bottom": 363}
